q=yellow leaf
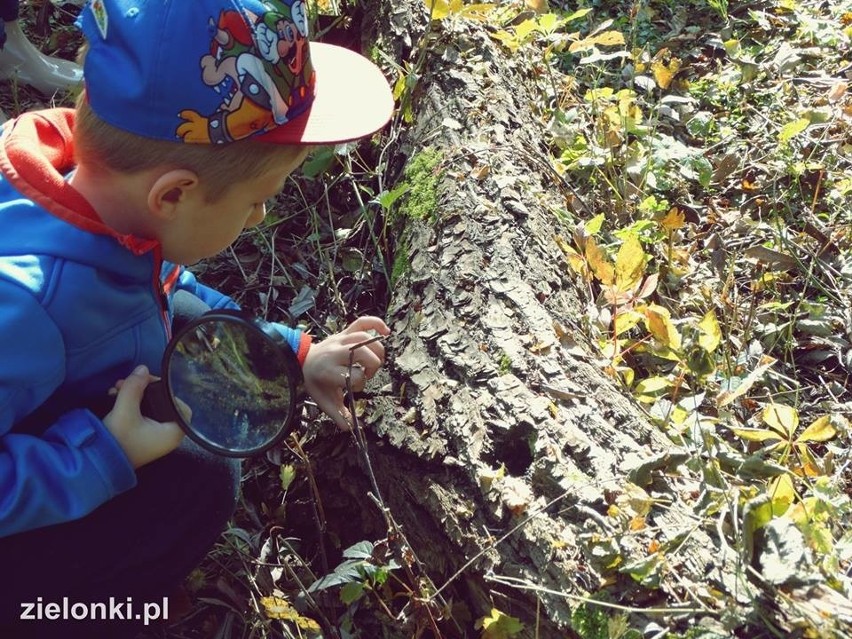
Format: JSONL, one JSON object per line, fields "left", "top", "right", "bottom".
{"left": 555, "top": 235, "right": 590, "bottom": 279}
{"left": 762, "top": 403, "right": 798, "bottom": 439}
{"left": 633, "top": 376, "right": 672, "bottom": 402}
{"left": 525, "top": 0, "right": 548, "bottom": 13}
{"left": 426, "top": 0, "right": 463, "bottom": 20}
{"left": 459, "top": 4, "right": 497, "bottom": 20}
{"left": 585, "top": 237, "right": 614, "bottom": 285}
{"left": 643, "top": 304, "right": 682, "bottom": 350}
{"left": 614, "top": 233, "right": 645, "bottom": 292}
{"left": 651, "top": 54, "right": 682, "bottom": 89}
{"left": 617, "top": 483, "right": 653, "bottom": 517}
{"left": 731, "top": 427, "right": 785, "bottom": 443}
{"left": 796, "top": 415, "right": 838, "bottom": 443}
{"left": 778, "top": 117, "right": 810, "bottom": 144}
{"left": 260, "top": 596, "right": 299, "bottom": 621}
{"left": 795, "top": 443, "right": 823, "bottom": 477}
{"left": 629, "top": 515, "right": 646, "bottom": 531}
{"left": 614, "top": 309, "right": 643, "bottom": 336}
{"left": 659, "top": 207, "right": 685, "bottom": 231}
{"left": 568, "top": 30, "right": 625, "bottom": 53}
{"left": 295, "top": 616, "right": 321, "bottom": 631}
{"left": 476, "top": 608, "right": 524, "bottom": 639}
{"left": 697, "top": 309, "right": 722, "bottom": 353}
{"left": 591, "top": 30, "right": 625, "bottom": 47}
{"left": 768, "top": 474, "right": 795, "bottom": 515}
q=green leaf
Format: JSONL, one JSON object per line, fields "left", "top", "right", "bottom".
{"left": 376, "top": 184, "right": 410, "bottom": 211}
{"left": 340, "top": 581, "right": 365, "bottom": 605}
{"left": 279, "top": 464, "right": 296, "bottom": 491}
{"left": 585, "top": 213, "right": 605, "bottom": 235}
{"left": 563, "top": 8, "right": 592, "bottom": 23}
{"left": 342, "top": 541, "right": 374, "bottom": 560}
{"left": 300, "top": 146, "right": 335, "bottom": 178}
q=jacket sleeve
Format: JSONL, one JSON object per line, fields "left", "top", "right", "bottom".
{"left": 173, "top": 267, "right": 240, "bottom": 311}
{"left": 172, "top": 267, "right": 312, "bottom": 365}
{"left": 0, "top": 282, "right": 137, "bottom": 538}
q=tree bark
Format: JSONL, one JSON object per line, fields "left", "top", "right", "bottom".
{"left": 313, "top": 2, "right": 742, "bottom": 636}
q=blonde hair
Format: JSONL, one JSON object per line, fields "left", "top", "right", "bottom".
{"left": 73, "top": 94, "right": 308, "bottom": 203}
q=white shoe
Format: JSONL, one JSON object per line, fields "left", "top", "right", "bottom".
{"left": 0, "top": 19, "right": 82, "bottom": 95}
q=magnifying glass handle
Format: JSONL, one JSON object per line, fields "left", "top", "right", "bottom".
{"left": 141, "top": 380, "right": 179, "bottom": 423}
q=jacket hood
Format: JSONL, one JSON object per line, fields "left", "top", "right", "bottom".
{"left": 0, "top": 108, "right": 158, "bottom": 270}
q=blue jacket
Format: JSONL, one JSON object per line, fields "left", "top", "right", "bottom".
{"left": 0, "top": 109, "right": 310, "bottom": 538}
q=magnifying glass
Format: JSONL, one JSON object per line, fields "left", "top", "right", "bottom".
{"left": 141, "top": 310, "right": 301, "bottom": 457}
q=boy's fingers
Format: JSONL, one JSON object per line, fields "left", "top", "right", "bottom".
{"left": 343, "top": 316, "right": 390, "bottom": 336}
{"left": 346, "top": 364, "right": 367, "bottom": 392}
{"left": 351, "top": 350, "right": 382, "bottom": 380}
{"left": 113, "top": 365, "right": 153, "bottom": 411}
{"left": 313, "top": 391, "right": 352, "bottom": 431}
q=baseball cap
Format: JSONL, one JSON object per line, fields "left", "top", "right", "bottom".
{"left": 78, "top": 0, "right": 394, "bottom": 145}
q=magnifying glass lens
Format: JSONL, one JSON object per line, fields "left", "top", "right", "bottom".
{"left": 167, "top": 318, "right": 294, "bottom": 455}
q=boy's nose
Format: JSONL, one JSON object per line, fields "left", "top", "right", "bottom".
{"left": 246, "top": 202, "right": 267, "bottom": 228}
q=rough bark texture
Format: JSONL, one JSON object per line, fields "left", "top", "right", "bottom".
{"left": 315, "top": 2, "right": 740, "bottom": 636}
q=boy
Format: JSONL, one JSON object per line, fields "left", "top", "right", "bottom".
{"left": 0, "top": 0, "right": 393, "bottom": 636}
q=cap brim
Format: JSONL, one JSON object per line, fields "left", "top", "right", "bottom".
{"left": 257, "top": 42, "right": 394, "bottom": 145}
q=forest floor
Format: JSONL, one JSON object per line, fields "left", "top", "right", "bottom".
{"left": 2, "top": 0, "right": 851, "bottom": 638}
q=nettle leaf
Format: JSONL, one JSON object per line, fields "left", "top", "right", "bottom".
{"left": 563, "top": 8, "right": 593, "bottom": 23}
{"left": 308, "top": 560, "right": 364, "bottom": 592}
{"left": 796, "top": 414, "right": 838, "bottom": 443}
{"left": 762, "top": 403, "right": 799, "bottom": 439}
{"left": 343, "top": 540, "right": 375, "bottom": 560}
{"left": 585, "top": 213, "right": 605, "bottom": 234}
{"left": 375, "top": 184, "right": 410, "bottom": 211}
{"left": 340, "top": 582, "right": 365, "bottom": 605}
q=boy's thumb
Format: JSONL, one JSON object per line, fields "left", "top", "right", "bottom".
{"left": 115, "top": 365, "right": 153, "bottom": 409}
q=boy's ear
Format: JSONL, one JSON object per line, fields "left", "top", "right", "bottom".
{"left": 147, "top": 169, "right": 201, "bottom": 220}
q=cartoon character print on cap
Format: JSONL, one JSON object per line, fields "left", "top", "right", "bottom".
{"left": 176, "top": 0, "right": 316, "bottom": 144}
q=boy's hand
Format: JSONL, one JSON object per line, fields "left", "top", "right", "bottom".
{"left": 103, "top": 365, "right": 184, "bottom": 469}
{"left": 302, "top": 317, "right": 390, "bottom": 430}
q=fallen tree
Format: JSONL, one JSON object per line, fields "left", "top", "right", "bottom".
{"left": 297, "top": 1, "right": 749, "bottom": 636}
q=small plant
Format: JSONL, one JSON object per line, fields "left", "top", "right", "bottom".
{"left": 308, "top": 540, "right": 401, "bottom": 634}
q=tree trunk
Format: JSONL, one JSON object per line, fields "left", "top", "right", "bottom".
{"left": 312, "top": 2, "right": 742, "bottom": 636}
